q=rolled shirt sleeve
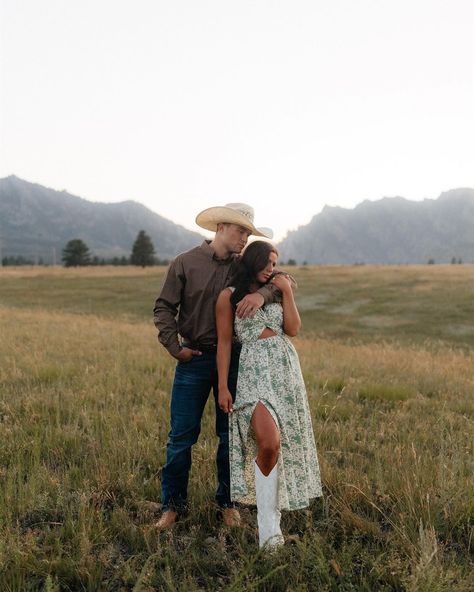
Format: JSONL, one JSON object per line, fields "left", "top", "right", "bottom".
{"left": 153, "top": 256, "right": 185, "bottom": 358}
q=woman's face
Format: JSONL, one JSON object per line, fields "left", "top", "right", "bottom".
{"left": 256, "top": 251, "right": 278, "bottom": 284}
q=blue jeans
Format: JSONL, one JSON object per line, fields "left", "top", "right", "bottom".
{"left": 160, "top": 347, "right": 240, "bottom": 513}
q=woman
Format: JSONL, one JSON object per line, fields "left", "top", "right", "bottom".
{"left": 216, "top": 241, "right": 322, "bottom": 549}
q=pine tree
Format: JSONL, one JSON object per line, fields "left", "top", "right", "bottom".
{"left": 62, "top": 239, "right": 91, "bottom": 267}
{"left": 131, "top": 230, "right": 156, "bottom": 267}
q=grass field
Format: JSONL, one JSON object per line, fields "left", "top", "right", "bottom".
{"left": 0, "top": 265, "right": 473, "bottom": 591}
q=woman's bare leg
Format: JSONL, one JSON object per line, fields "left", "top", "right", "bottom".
{"left": 251, "top": 401, "right": 280, "bottom": 476}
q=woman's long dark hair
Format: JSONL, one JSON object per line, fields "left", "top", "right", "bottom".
{"left": 229, "top": 241, "right": 278, "bottom": 310}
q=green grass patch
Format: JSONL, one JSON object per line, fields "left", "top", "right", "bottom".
{"left": 357, "top": 383, "right": 416, "bottom": 403}
{"left": 319, "top": 377, "right": 346, "bottom": 393}
{"left": 1, "top": 264, "right": 474, "bottom": 348}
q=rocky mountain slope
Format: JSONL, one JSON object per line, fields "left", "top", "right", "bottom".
{"left": 278, "top": 189, "right": 474, "bottom": 264}
{"left": 0, "top": 176, "right": 203, "bottom": 262}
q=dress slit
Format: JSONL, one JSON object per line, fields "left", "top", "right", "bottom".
{"left": 250, "top": 399, "right": 280, "bottom": 434}
{"left": 231, "top": 398, "right": 287, "bottom": 507}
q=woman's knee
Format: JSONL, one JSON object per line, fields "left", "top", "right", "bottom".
{"left": 259, "top": 438, "right": 280, "bottom": 459}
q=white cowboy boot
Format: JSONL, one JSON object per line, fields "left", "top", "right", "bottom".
{"left": 254, "top": 461, "right": 284, "bottom": 549}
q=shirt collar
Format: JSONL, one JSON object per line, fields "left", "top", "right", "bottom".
{"left": 200, "top": 240, "right": 234, "bottom": 263}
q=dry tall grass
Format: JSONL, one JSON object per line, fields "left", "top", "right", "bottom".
{"left": 1, "top": 300, "right": 472, "bottom": 590}
{"left": 0, "top": 264, "right": 473, "bottom": 590}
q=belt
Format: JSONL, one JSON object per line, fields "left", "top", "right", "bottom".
{"left": 181, "top": 341, "right": 241, "bottom": 354}
{"left": 181, "top": 341, "right": 217, "bottom": 353}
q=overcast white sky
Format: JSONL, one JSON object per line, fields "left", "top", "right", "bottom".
{"left": 1, "top": 0, "right": 473, "bottom": 241}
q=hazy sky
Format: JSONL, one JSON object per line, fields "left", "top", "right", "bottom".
{"left": 1, "top": 0, "right": 473, "bottom": 241}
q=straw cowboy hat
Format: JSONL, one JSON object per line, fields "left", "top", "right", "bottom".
{"left": 195, "top": 203, "right": 273, "bottom": 239}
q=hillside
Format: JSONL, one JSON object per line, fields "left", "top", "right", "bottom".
{"left": 2, "top": 177, "right": 474, "bottom": 264}
{"left": 278, "top": 189, "right": 474, "bottom": 264}
{"left": 0, "top": 176, "right": 203, "bottom": 262}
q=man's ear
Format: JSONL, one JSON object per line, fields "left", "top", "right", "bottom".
{"left": 216, "top": 222, "right": 227, "bottom": 233}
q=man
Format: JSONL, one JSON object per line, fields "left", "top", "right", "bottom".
{"left": 153, "top": 203, "right": 275, "bottom": 529}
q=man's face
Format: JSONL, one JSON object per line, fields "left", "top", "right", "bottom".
{"left": 219, "top": 223, "right": 251, "bottom": 254}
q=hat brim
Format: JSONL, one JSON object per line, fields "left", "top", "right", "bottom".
{"left": 195, "top": 206, "right": 273, "bottom": 239}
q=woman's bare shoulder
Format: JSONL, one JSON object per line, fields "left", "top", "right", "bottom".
{"left": 221, "top": 286, "right": 235, "bottom": 296}
{"left": 217, "top": 287, "right": 234, "bottom": 305}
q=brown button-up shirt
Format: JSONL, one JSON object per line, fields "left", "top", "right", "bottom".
{"left": 153, "top": 240, "right": 275, "bottom": 357}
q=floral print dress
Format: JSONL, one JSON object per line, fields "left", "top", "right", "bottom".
{"left": 229, "top": 299, "right": 323, "bottom": 510}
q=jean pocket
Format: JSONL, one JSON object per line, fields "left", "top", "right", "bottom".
{"left": 178, "top": 356, "right": 196, "bottom": 366}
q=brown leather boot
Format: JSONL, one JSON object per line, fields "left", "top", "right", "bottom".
{"left": 154, "top": 510, "right": 178, "bottom": 530}
{"left": 222, "top": 507, "right": 241, "bottom": 527}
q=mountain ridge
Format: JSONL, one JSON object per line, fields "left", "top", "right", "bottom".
{"left": 278, "top": 188, "right": 474, "bottom": 264}
{"left": 1, "top": 176, "right": 473, "bottom": 264}
{"left": 0, "top": 175, "right": 204, "bottom": 262}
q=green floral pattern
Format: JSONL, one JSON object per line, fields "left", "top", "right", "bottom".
{"left": 230, "top": 302, "right": 323, "bottom": 510}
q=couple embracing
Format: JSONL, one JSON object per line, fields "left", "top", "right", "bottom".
{"left": 153, "top": 203, "right": 322, "bottom": 549}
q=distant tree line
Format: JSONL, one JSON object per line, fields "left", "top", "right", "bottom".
{"left": 428, "top": 257, "right": 464, "bottom": 265}
{"left": 1, "top": 236, "right": 470, "bottom": 267}
{"left": 278, "top": 259, "right": 308, "bottom": 266}
{"left": 61, "top": 231, "right": 167, "bottom": 267}
{"left": 0, "top": 231, "right": 169, "bottom": 267}
{"left": 2, "top": 255, "right": 39, "bottom": 266}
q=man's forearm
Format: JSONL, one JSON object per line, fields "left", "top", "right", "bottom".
{"left": 257, "top": 283, "right": 281, "bottom": 305}
{"left": 153, "top": 255, "right": 185, "bottom": 358}
{"left": 159, "top": 332, "right": 181, "bottom": 358}
{"left": 153, "top": 299, "right": 181, "bottom": 357}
